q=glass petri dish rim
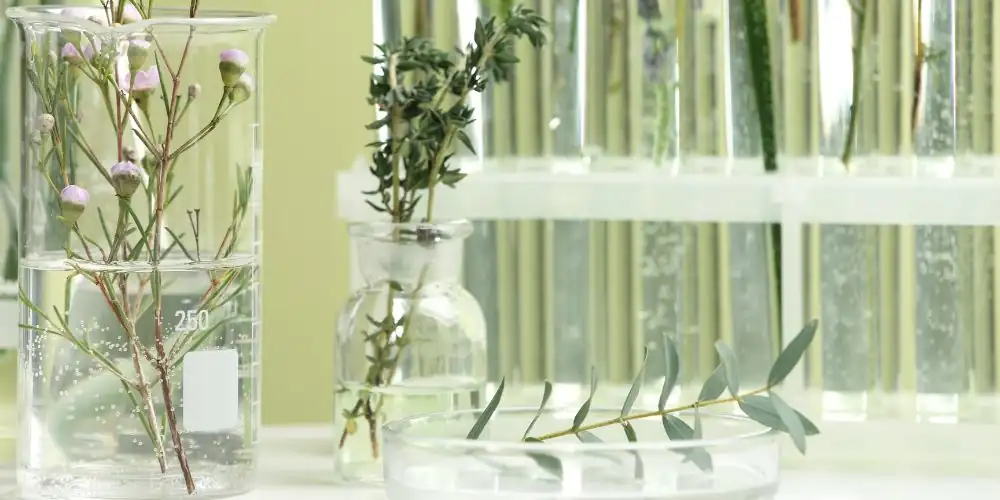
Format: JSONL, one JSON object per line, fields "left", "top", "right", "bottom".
{"left": 383, "top": 406, "right": 779, "bottom": 454}
{"left": 6, "top": 5, "right": 276, "bottom": 32}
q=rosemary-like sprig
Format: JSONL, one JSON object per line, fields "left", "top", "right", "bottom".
{"left": 468, "top": 320, "right": 820, "bottom": 478}
{"left": 340, "top": 5, "right": 548, "bottom": 458}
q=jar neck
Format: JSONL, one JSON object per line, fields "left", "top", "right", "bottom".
{"left": 354, "top": 235, "right": 466, "bottom": 290}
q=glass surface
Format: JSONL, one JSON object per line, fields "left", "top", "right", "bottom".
{"left": 0, "top": 0, "right": 22, "bottom": 468}
{"left": 383, "top": 408, "right": 780, "bottom": 500}
{"left": 335, "top": 220, "right": 488, "bottom": 484}
{"left": 9, "top": 5, "right": 271, "bottom": 498}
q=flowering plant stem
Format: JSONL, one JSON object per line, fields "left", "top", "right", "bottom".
{"left": 15, "top": 1, "right": 257, "bottom": 495}
{"left": 341, "top": 5, "right": 547, "bottom": 459}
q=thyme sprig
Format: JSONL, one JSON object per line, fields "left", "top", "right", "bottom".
{"left": 340, "top": 5, "right": 547, "bottom": 458}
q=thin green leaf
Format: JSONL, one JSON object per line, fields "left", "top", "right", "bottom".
{"left": 575, "top": 430, "right": 602, "bottom": 443}
{"left": 661, "top": 414, "right": 694, "bottom": 440}
{"left": 661, "top": 414, "right": 712, "bottom": 472}
{"left": 466, "top": 377, "right": 504, "bottom": 439}
{"left": 714, "top": 341, "right": 740, "bottom": 397}
{"left": 388, "top": 280, "right": 403, "bottom": 292}
{"left": 658, "top": 335, "right": 680, "bottom": 411}
{"left": 622, "top": 422, "right": 638, "bottom": 442}
{"left": 572, "top": 367, "right": 598, "bottom": 430}
{"left": 622, "top": 422, "right": 644, "bottom": 479}
{"left": 740, "top": 0, "right": 776, "bottom": 173}
{"left": 767, "top": 319, "right": 819, "bottom": 387}
{"left": 693, "top": 408, "right": 703, "bottom": 439}
{"left": 524, "top": 437, "right": 563, "bottom": 479}
{"left": 163, "top": 227, "right": 194, "bottom": 262}
{"left": 621, "top": 347, "right": 649, "bottom": 417}
{"left": 697, "top": 365, "right": 727, "bottom": 402}
{"left": 521, "top": 380, "right": 553, "bottom": 440}
{"left": 738, "top": 395, "right": 820, "bottom": 436}
{"left": 769, "top": 392, "right": 807, "bottom": 453}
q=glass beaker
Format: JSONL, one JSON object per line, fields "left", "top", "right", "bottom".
{"left": 8, "top": 4, "right": 273, "bottom": 498}
{"left": 0, "top": 0, "right": 24, "bottom": 468}
{"left": 335, "top": 220, "right": 488, "bottom": 484}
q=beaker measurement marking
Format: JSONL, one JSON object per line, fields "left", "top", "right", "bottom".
{"left": 174, "top": 310, "right": 210, "bottom": 333}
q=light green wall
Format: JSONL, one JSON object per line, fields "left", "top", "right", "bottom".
{"left": 153, "top": 0, "right": 368, "bottom": 424}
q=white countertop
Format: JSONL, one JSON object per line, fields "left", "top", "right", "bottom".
{"left": 4, "top": 426, "right": 1000, "bottom": 499}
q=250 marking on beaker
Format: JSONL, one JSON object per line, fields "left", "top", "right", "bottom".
{"left": 174, "top": 309, "right": 209, "bottom": 332}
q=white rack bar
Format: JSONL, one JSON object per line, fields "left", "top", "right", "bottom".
{"left": 337, "top": 155, "right": 1000, "bottom": 225}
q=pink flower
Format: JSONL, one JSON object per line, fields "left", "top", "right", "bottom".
{"left": 107, "top": 1, "right": 143, "bottom": 24}
{"left": 61, "top": 43, "right": 83, "bottom": 64}
{"left": 132, "top": 66, "right": 159, "bottom": 92}
{"left": 118, "top": 62, "right": 159, "bottom": 94}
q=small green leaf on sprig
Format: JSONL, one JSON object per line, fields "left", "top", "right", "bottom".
{"left": 466, "top": 320, "right": 822, "bottom": 475}
{"left": 466, "top": 376, "right": 505, "bottom": 439}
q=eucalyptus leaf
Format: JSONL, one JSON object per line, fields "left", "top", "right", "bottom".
{"left": 714, "top": 341, "right": 740, "bottom": 397}
{"left": 524, "top": 437, "right": 563, "bottom": 480}
{"left": 767, "top": 319, "right": 819, "bottom": 387}
{"left": 622, "top": 347, "right": 649, "bottom": 417}
{"left": 693, "top": 408, "right": 703, "bottom": 439}
{"left": 661, "top": 414, "right": 712, "bottom": 472}
{"left": 658, "top": 335, "right": 680, "bottom": 411}
{"left": 769, "top": 392, "right": 807, "bottom": 453}
{"left": 521, "top": 380, "right": 553, "bottom": 440}
{"left": 697, "top": 365, "right": 727, "bottom": 402}
{"left": 572, "top": 367, "right": 598, "bottom": 430}
{"left": 466, "top": 377, "right": 504, "bottom": 439}
{"left": 661, "top": 414, "right": 695, "bottom": 440}
{"left": 575, "top": 430, "right": 602, "bottom": 443}
{"left": 738, "top": 395, "right": 819, "bottom": 436}
{"left": 621, "top": 422, "right": 644, "bottom": 479}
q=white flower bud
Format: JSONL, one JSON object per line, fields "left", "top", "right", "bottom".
{"left": 36, "top": 114, "right": 55, "bottom": 133}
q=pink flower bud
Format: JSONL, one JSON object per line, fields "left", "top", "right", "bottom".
{"left": 218, "top": 49, "right": 249, "bottom": 86}
{"left": 230, "top": 73, "right": 255, "bottom": 105}
{"left": 110, "top": 161, "right": 142, "bottom": 198}
{"left": 59, "top": 185, "right": 89, "bottom": 224}
{"left": 127, "top": 39, "right": 151, "bottom": 71}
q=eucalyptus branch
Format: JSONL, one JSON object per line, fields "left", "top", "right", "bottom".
{"left": 468, "top": 320, "right": 821, "bottom": 476}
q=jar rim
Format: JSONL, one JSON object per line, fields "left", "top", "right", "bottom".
{"left": 6, "top": 6, "right": 276, "bottom": 31}
{"left": 348, "top": 219, "right": 474, "bottom": 241}
{"left": 383, "top": 407, "right": 778, "bottom": 454}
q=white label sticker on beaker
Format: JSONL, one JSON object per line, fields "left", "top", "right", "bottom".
{"left": 0, "top": 299, "right": 18, "bottom": 349}
{"left": 183, "top": 349, "right": 238, "bottom": 432}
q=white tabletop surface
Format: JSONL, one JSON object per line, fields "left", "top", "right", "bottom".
{"left": 3, "top": 426, "right": 999, "bottom": 499}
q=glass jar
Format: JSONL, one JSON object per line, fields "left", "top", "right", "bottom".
{"left": 383, "top": 408, "right": 780, "bottom": 499}
{"left": 335, "top": 220, "right": 487, "bottom": 484}
{"left": 8, "top": 5, "right": 272, "bottom": 498}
